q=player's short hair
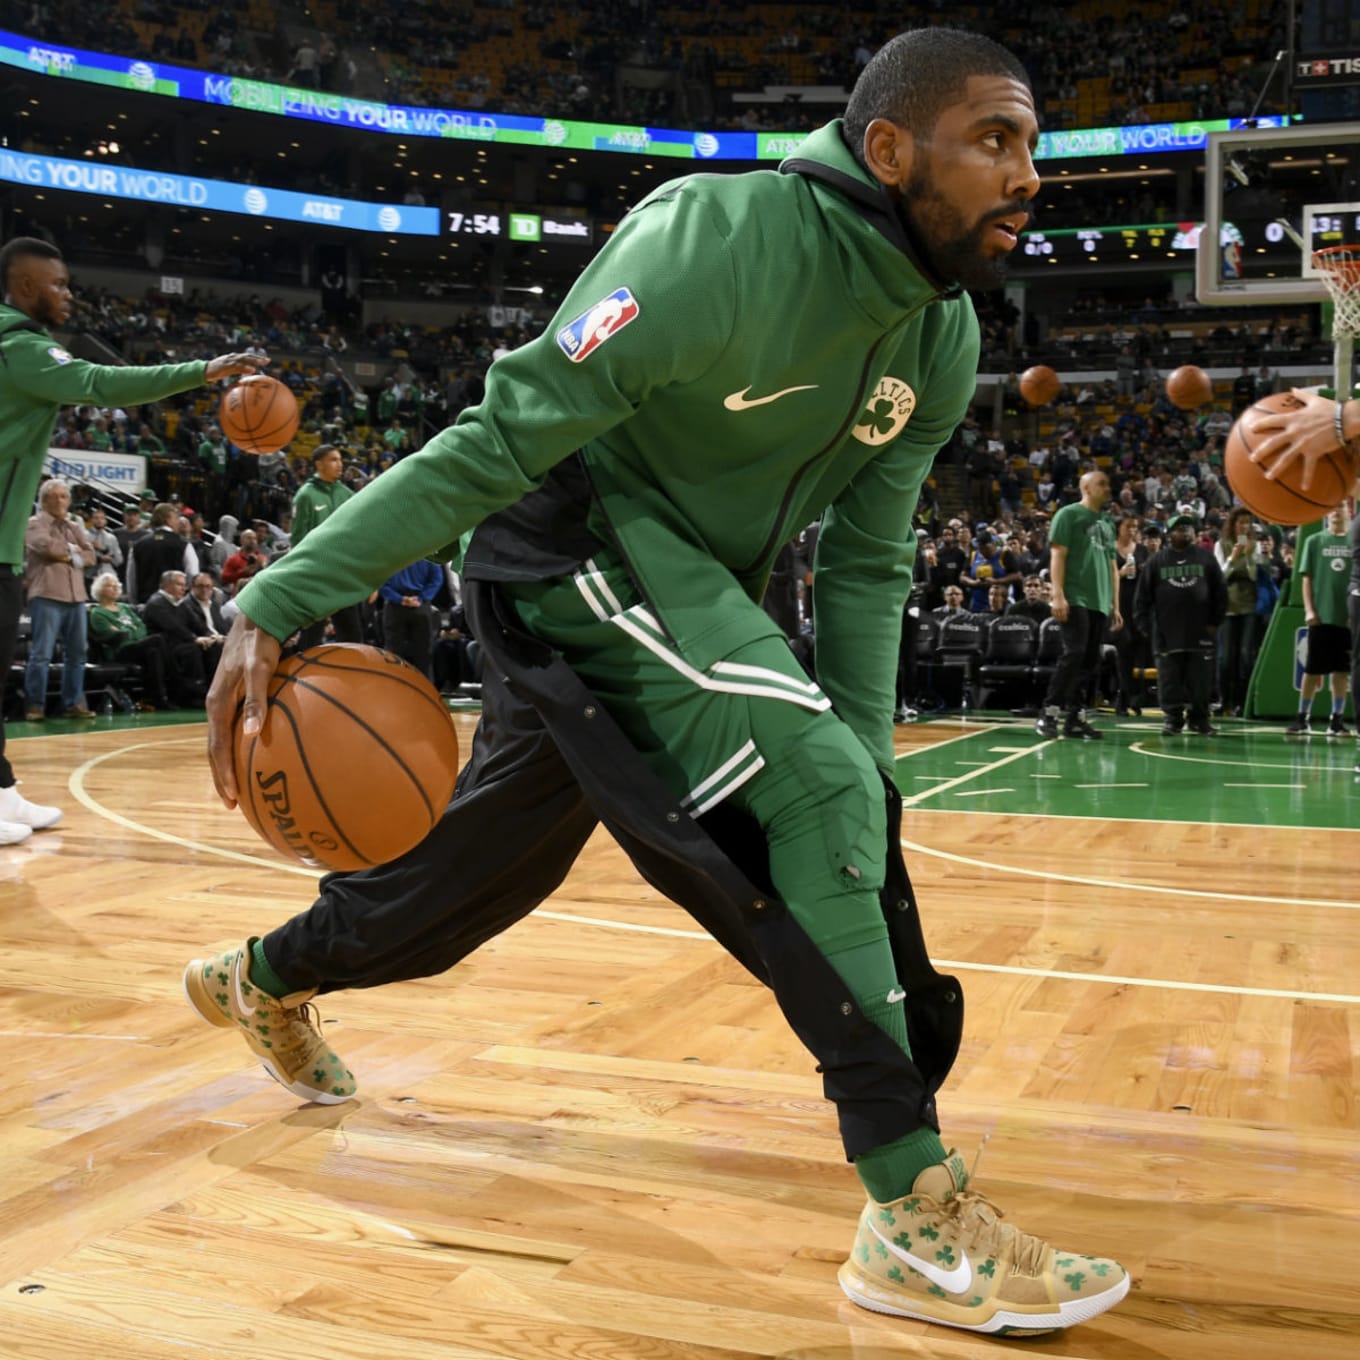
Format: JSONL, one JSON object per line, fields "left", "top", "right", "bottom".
{"left": 311, "top": 443, "right": 339, "bottom": 462}
{"left": 844, "top": 28, "right": 1030, "bottom": 156}
{"left": 0, "top": 236, "right": 64, "bottom": 293}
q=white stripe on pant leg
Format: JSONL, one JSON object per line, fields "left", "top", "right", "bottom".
{"left": 574, "top": 568, "right": 832, "bottom": 711}
{"left": 583, "top": 557, "right": 627, "bottom": 614}
{"left": 710, "top": 659, "right": 824, "bottom": 697}
{"left": 681, "top": 738, "right": 758, "bottom": 808}
{"left": 608, "top": 612, "right": 832, "bottom": 711}
{"left": 690, "top": 751, "right": 766, "bottom": 817}
{"left": 574, "top": 568, "right": 613, "bottom": 622}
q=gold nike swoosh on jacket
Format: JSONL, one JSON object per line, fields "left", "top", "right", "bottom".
{"left": 722, "top": 384, "right": 820, "bottom": 411}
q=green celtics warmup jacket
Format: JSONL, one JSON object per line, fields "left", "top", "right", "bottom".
{"left": 0, "top": 305, "right": 208, "bottom": 568}
{"left": 291, "top": 474, "right": 354, "bottom": 546}
{"left": 241, "top": 121, "right": 981, "bottom": 774}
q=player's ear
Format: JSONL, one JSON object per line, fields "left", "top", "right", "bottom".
{"left": 862, "top": 118, "right": 915, "bottom": 189}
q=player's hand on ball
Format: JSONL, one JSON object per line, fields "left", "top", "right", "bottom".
{"left": 206, "top": 613, "right": 282, "bottom": 809}
{"left": 1248, "top": 388, "right": 1340, "bottom": 491}
{"left": 204, "top": 352, "right": 271, "bottom": 383}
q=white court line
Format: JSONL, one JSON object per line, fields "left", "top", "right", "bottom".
{"left": 902, "top": 743, "right": 1050, "bottom": 808}
{"left": 1225, "top": 783, "right": 1305, "bottom": 789}
{"left": 898, "top": 836, "right": 1359, "bottom": 911}
{"left": 1128, "top": 740, "right": 1350, "bottom": 773}
{"left": 1073, "top": 783, "right": 1148, "bottom": 789}
{"left": 894, "top": 728, "right": 990, "bottom": 761}
{"left": 68, "top": 739, "right": 322, "bottom": 879}
{"left": 951, "top": 788, "right": 1016, "bottom": 798}
{"left": 534, "top": 912, "right": 1360, "bottom": 1006}
{"left": 66, "top": 735, "right": 1359, "bottom": 1006}
{"left": 909, "top": 805, "right": 1359, "bottom": 832}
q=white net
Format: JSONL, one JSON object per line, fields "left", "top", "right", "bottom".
{"left": 1313, "top": 246, "right": 1360, "bottom": 339}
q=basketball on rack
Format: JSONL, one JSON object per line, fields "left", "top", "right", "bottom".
{"left": 219, "top": 375, "right": 300, "bottom": 454}
{"left": 1019, "top": 365, "right": 1062, "bottom": 406}
{"left": 232, "top": 644, "right": 460, "bottom": 871}
{"left": 1165, "top": 365, "right": 1214, "bottom": 409}
{"left": 1223, "top": 392, "right": 1359, "bottom": 526}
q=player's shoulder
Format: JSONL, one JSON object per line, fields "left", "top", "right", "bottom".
{"left": 629, "top": 167, "right": 787, "bottom": 235}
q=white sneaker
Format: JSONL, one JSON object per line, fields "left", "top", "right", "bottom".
{"left": 0, "top": 819, "right": 33, "bottom": 845}
{"left": 0, "top": 784, "right": 62, "bottom": 830}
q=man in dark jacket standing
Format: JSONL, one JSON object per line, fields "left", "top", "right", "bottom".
{"left": 1135, "top": 513, "right": 1228, "bottom": 735}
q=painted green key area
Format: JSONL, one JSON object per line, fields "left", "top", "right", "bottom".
{"left": 895, "top": 720, "right": 1358, "bottom": 831}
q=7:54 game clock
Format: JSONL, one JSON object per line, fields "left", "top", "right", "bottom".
{"left": 446, "top": 210, "right": 502, "bottom": 236}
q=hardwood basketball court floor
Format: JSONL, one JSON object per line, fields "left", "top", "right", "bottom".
{"left": 0, "top": 712, "right": 1356, "bottom": 1359}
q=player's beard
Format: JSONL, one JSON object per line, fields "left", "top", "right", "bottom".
{"left": 895, "top": 163, "right": 1013, "bottom": 292}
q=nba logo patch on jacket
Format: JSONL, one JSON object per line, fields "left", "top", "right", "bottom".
{"left": 556, "top": 287, "right": 640, "bottom": 363}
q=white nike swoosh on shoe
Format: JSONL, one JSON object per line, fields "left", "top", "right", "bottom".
{"left": 870, "top": 1218, "right": 974, "bottom": 1294}
{"left": 723, "top": 384, "right": 818, "bottom": 411}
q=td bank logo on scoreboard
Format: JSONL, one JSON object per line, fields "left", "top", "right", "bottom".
{"left": 509, "top": 212, "right": 592, "bottom": 245}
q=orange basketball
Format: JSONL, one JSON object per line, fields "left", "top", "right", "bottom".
{"left": 1019, "top": 364, "right": 1062, "bottom": 406}
{"left": 233, "top": 644, "right": 460, "bottom": 871}
{"left": 1165, "top": 365, "right": 1213, "bottom": 410}
{"left": 1224, "top": 392, "right": 1359, "bottom": 526}
{"left": 219, "top": 375, "right": 299, "bottom": 454}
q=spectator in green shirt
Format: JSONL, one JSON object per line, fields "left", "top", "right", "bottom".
{"left": 1036, "top": 469, "right": 1121, "bottom": 740}
{"left": 84, "top": 415, "right": 112, "bottom": 451}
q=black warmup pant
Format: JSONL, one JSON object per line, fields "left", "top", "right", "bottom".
{"left": 1350, "top": 592, "right": 1360, "bottom": 714}
{"left": 1044, "top": 605, "right": 1106, "bottom": 715}
{"left": 0, "top": 567, "right": 23, "bottom": 787}
{"left": 381, "top": 600, "right": 436, "bottom": 679}
{"left": 260, "top": 582, "right": 964, "bottom": 1159}
{"left": 1111, "top": 619, "right": 1148, "bottom": 709}
{"left": 1157, "top": 646, "right": 1213, "bottom": 722}
{"left": 298, "top": 603, "right": 365, "bottom": 651}
{"left": 896, "top": 607, "right": 920, "bottom": 709}
{"left": 112, "top": 634, "right": 175, "bottom": 708}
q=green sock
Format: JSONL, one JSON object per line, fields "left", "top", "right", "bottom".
{"left": 855, "top": 1126, "right": 949, "bottom": 1203}
{"left": 248, "top": 937, "right": 291, "bottom": 999}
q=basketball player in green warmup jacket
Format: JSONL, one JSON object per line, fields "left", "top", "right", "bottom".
{"left": 0, "top": 236, "right": 265, "bottom": 844}
{"left": 185, "top": 31, "right": 1130, "bottom": 1338}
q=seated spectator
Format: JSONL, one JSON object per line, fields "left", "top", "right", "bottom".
{"left": 184, "top": 572, "right": 230, "bottom": 640}
{"left": 87, "top": 573, "right": 175, "bottom": 710}
{"left": 1007, "top": 576, "right": 1051, "bottom": 622}
{"left": 986, "top": 582, "right": 1012, "bottom": 616}
{"left": 144, "top": 570, "right": 223, "bottom": 705}
{"left": 932, "top": 584, "right": 971, "bottom": 620}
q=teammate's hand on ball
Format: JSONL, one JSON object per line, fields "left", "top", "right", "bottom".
{"left": 206, "top": 613, "right": 281, "bottom": 809}
{"left": 1248, "top": 388, "right": 1339, "bottom": 491}
{"left": 204, "top": 352, "right": 271, "bottom": 383}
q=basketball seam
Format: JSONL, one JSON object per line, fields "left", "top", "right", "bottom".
{"left": 266, "top": 696, "right": 376, "bottom": 867}
{"left": 290, "top": 647, "right": 453, "bottom": 725}
{"left": 272, "top": 671, "right": 444, "bottom": 824}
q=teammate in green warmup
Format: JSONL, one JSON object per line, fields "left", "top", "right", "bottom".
{"left": 187, "top": 30, "right": 1129, "bottom": 1338}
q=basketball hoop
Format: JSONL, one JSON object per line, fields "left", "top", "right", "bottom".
{"left": 1313, "top": 244, "right": 1360, "bottom": 339}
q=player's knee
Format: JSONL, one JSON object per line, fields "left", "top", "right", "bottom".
{"left": 772, "top": 722, "right": 887, "bottom": 894}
